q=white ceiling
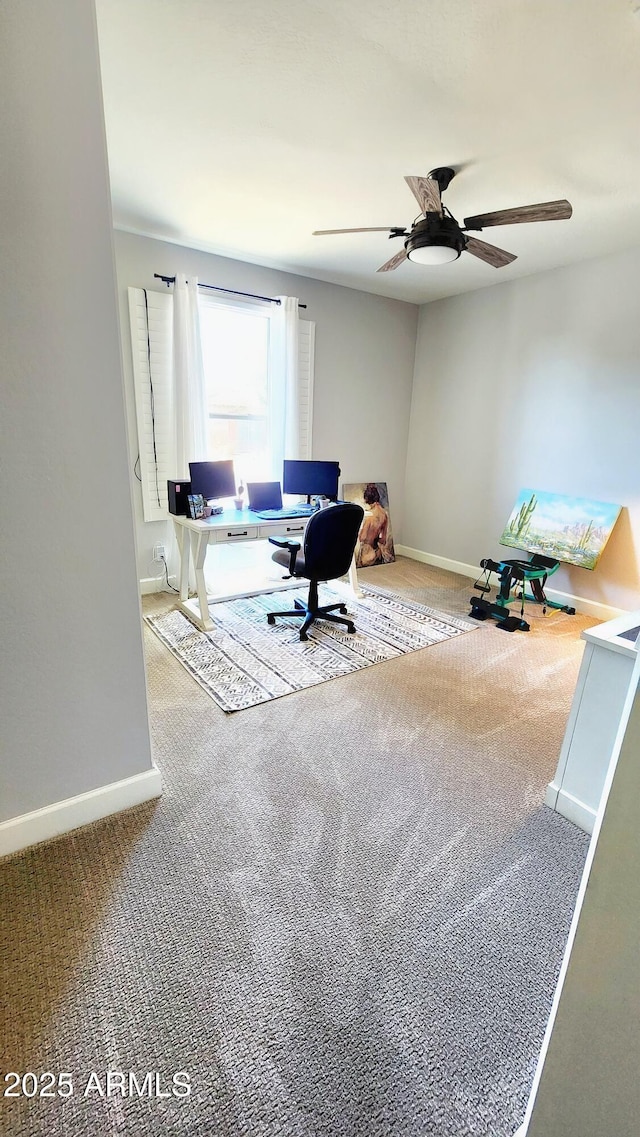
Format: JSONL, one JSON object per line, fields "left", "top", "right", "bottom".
{"left": 96, "top": 0, "right": 640, "bottom": 305}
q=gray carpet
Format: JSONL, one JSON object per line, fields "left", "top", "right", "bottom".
{"left": 0, "top": 558, "right": 591, "bottom": 1137}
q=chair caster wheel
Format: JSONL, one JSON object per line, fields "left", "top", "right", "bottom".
{"left": 300, "top": 631, "right": 309, "bottom": 641}
{"left": 339, "top": 604, "right": 347, "bottom": 614}
{"left": 267, "top": 615, "right": 275, "bottom": 624}
{"left": 347, "top": 623, "right": 355, "bottom": 634}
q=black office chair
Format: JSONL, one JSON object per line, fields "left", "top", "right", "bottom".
{"left": 266, "top": 502, "right": 364, "bottom": 641}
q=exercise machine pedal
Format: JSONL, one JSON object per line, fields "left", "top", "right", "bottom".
{"left": 468, "top": 599, "right": 489, "bottom": 619}
{"left": 469, "top": 595, "right": 530, "bottom": 632}
{"left": 497, "top": 614, "right": 530, "bottom": 633}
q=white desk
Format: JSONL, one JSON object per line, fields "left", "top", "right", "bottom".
{"left": 171, "top": 509, "right": 361, "bottom": 632}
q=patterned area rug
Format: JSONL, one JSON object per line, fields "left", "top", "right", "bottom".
{"left": 145, "top": 584, "right": 476, "bottom": 711}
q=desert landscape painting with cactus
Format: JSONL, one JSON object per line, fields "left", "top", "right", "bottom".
{"left": 500, "top": 489, "right": 622, "bottom": 569}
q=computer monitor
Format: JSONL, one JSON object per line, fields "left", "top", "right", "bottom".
{"left": 282, "top": 459, "right": 340, "bottom": 503}
{"left": 188, "top": 460, "right": 236, "bottom": 502}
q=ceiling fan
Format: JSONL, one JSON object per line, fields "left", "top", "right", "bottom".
{"left": 312, "top": 167, "right": 572, "bottom": 272}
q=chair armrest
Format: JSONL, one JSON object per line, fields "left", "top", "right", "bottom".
{"left": 268, "top": 535, "right": 301, "bottom": 577}
{"left": 268, "top": 535, "right": 301, "bottom": 550}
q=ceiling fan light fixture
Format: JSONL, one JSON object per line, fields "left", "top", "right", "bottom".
{"left": 405, "top": 217, "right": 465, "bottom": 266}
{"left": 312, "top": 168, "right": 570, "bottom": 274}
{"left": 407, "top": 241, "right": 460, "bottom": 265}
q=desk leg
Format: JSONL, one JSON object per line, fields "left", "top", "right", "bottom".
{"left": 174, "top": 521, "right": 190, "bottom": 601}
{"left": 348, "top": 554, "right": 363, "bottom": 598}
{"left": 190, "top": 530, "right": 213, "bottom": 631}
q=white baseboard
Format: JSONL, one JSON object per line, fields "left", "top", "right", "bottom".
{"left": 140, "top": 575, "right": 168, "bottom": 595}
{"left": 545, "top": 783, "right": 597, "bottom": 835}
{"left": 396, "top": 545, "right": 482, "bottom": 581}
{"left": 0, "top": 766, "right": 163, "bottom": 860}
{"left": 396, "top": 546, "right": 625, "bottom": 623}
{"left": 540, "top": 587, "right": 623, "bottom": 623}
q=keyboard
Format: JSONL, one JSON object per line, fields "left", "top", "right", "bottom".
{"left": 254, "top": 506, "right": 316, "bottom": 520}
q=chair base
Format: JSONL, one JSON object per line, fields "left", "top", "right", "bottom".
{"left": 267, "top": 596, "right": 356, "bottom": 642}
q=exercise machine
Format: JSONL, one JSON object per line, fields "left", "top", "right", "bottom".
{"left": 469, "top": 554, "right": 576, "bottom": 632}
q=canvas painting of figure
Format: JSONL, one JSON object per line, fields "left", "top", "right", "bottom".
{"left": 342, "top": 482, "right": 396, "bottom": 568}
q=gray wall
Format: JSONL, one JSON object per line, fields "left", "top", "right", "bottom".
{"left": 113, "top": 231, "right": 418, "bottom": 577}
{"left": 524, "top": 656, "right": 640, "bottom": 1136}
{"left": 0, "top": 0, "right": 153, "bottom": 822}
{"left": 404, "top": 249, "right": 640, "bottom": 612}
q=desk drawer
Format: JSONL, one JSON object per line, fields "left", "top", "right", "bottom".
{"left": 215, "top": 526, "right": 258, "bottom": 543}
{"left": 258, "top": 523, "right": 306, "bottom": 539}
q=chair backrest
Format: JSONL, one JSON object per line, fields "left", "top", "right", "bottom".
{"left": 302, "top": 502, "right": 364, "bottom": 581}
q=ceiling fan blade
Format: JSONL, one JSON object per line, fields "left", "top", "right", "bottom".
{"left": 404, "top": 175, "right": 442, "bottom": 215}
{"left": 377, "top": 248, "right": 409, "bottom": 273}
{"left": 465, "top": 237, "right": 517, "bottom": 268}
{"left": 312, "top": 227, "right": 396, "bottom": 236}
{"left": 463, "top": 199, "right": 573, "bottom": 230}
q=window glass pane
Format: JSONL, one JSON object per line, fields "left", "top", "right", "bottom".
{"left": 199, "top": 301, "right": 270, "bottom": 482}
{"left": 206, "top": 418, "right": 269, "bottom": 483}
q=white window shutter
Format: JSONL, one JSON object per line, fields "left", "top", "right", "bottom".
{"left": 128, "top": 287, "right": 175, "bottom": 521}
{"left": 297, "top": 319, "right": 315, "bottom": 459}
{"left": 128, "top": 290, "right": 314, "bottom": 518}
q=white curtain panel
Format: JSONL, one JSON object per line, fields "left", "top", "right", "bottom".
{"left": 168, "top": 275, "right": 208, "bottom": 581}
{"left": 268, "top": 296, "right": 300, "bottom": 479}
{"left": 173, "top": 274, "right": 208, "bottom": 478}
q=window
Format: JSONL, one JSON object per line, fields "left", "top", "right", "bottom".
{"left": 128, "top": 287, "right": 315, "bottom": 522}
{"left": 199, "top": 297, "right": 271, "bottom": 483}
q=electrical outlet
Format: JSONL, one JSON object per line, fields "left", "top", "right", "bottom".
{"left": 152, "top": 544, "right": 166, "bottom": 563}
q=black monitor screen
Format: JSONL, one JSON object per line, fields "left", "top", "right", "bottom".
{"left": 247, "top": 481, "right": 283, "bottom": 511}
{"left": 189, "top": 460, "right": 236, "bottom": 501}
{"left": 282, "top": 460, "right": 340, "bottom": 501}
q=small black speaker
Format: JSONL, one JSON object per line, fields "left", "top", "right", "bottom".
{"left": 168, "top": 479, "right": 191, "bottom": 515}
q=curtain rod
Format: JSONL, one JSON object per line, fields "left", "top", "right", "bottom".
{"left": 153, "top": 274, "right": 307, "bottom": 309}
